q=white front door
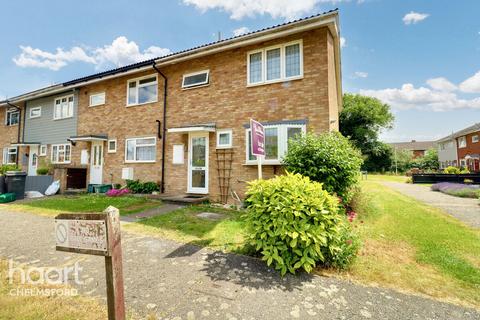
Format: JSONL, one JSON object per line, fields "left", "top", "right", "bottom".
{"left": 28, "top": 145, "right": 39, "bottom": 176}
{"left": 188, "top": 132, "right": 209, "bottom": 194}
{"left": 90, "top": 141, "right": 104, "bottom": 184}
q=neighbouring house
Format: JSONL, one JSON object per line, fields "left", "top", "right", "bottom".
{"left": 437, "top": 123, "right": 480, "bottom": 172}
{"left": 0, "top": 9, "right": 342, "bottom": 202}
{"left": 437, "top": 135, "right": 458, "bottom": 169}
{"left": 389, "top": 140, "right": 436, "bottom": 159}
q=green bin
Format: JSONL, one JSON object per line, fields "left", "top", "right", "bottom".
{"left": 94, "top": 184, "right": 112, "bottom": 194}
{"left": 0, "top": 193, "right": 16, "bottom": 203}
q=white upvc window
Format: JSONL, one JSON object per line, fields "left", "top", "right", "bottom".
{"left": 2, "top": 147, "right": 17, "bottom": 165}
{"left": 245, "top": 123, "right": 306, "bottom": 165}
{"left": 182, "top": 70, "right": 210, "bottom": 89}
{"left": 51, "top": 144, "right": 71, "bottom": 164}
{"left": 247, "top": 40, "right": 303, "bottom": 86}
{"left": 216, "top": 129, "right": 233, "bottom": 149}
{"left": 54, "top": 95, "right": 74, "bottom": 120}
{"left": 89, "top": 92, "right": 106, "bottom": 107}
{"left": 39, "top": 145, "right": 47, "bottom": 156}
{"left": 460, "top": 159, "right": 466, "bottom": 167}
{"left": 5, "top": 108, "right": 20, "bottom": 126}
{"left": 125, "top": 137, "right": 156, "bottom": 163}
{"left": 107, "top": 139, "right": 117, "bottom": 153}
{"left": 472, "top": 135, "right": 479, "bottom": 143}
{"left": 29, "top": 107, "right": 42, "bottom": 119}
{"left": 458, "top": 136, "right": 467, "bottom": 148}
{"left": 127, "top": 75, "right": 158, "bottom": 106}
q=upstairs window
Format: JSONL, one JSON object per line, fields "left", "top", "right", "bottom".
{"left": 127, "top": 76, "right": 157, "bottom": 106}
{"left": 472, "top": 135, "right": 479, "bottom": 143}
{"left": 182, "top": 70, "right": 210, "bottom": 89}
{"left": 245, "top": 123, "right": 305, "bottom": 164}
{"left": 89, "top": 92, "right": 106, "bottom": 107}
{"left": 247, "top": 40, "right": 303, "bottom": 86}
{"left": 458, "top": 136, "right": 467, "bottom": 148}
{"left": 5, "top": 108, "right": 20, "bottom": 126}
{"left": 29, "top": 107, "right": 42, "bottom": 119}
{"left": 2, "top": 147, "right": 17, "bottom": 164}
{"left": 54, "top": 95, "right": 74, "bottom": 120}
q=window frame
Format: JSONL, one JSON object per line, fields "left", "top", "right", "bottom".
{"left": 5, "top": 108, "right": 20, "bottom": 126}
{"left": 107, "top": 139, "right": 117, "bottom": 153}
{"left": 247, "top": 39, "right": 303, "bottom": 87}
{"left": 29, "top": 106, "right": 42, "bottom": 119}
{"left": 51, "top": 143, "right": 71, "bottom": 164}
{"left": 216, "top": 129, "right": 233, "bottom": 149}
{"left": 2, "top": 147, "right": 17, "bottom": 165}
{"left": 39, "top": 145, "right": 47, "bottom": 156}
{"left": 245, "top": 123, "right": 306, "bottom": 165}
{"left": 472, "top": 135, "right": 479, "bottom": 143}
{"left": 182, "top": 70, "right": 210, "bottom": 89}
{"left": 458, "top": 136, "right": 467, "bottom": 148}
{"left": 124, "top": 137, "right": 157, "bottom": 163}
{"left": 126, "top": 75, "right": 158, "bottom": 107}
{"left": 53, "top": 94, "right": 74, "bottom": 120}
{"left": 89, "top": 92, "right": 106, "bottom": 107}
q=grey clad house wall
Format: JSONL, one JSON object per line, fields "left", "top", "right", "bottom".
{"left": 24, "top": 91, "right": 78, "bottom": 144}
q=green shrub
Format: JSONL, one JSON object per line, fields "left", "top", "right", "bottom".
{"left": 282, "top": 132, "right": 363, "bottom": 201}
{"left": 444, "top": 166, "right": 460, "bottom": 174}
{"left": 244, "top": 173, "right": 358, "bottom": 275}
{"left": 460, "top": 168, "right": 470, "bottom": 174}
{"left": 0, "top": 164, "right": 20, "bottom": 175}
{"left": 36, "top": 167, "right": 50, "bottom": 175}
{"left": 126, "top": 180, "right": 159, "bottom": 194}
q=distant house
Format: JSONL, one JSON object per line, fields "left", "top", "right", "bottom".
{"left": 438, "top": 123, "right": 480, "bottom": 172}
{"left": 389, "top": 140, "right": 435, "bottom": 159}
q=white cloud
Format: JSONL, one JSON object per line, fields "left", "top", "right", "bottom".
{"left": 402, "top": 11, "right": 429, "bottom": 25}
{"left": 426, "top": 77, "right": 457, "bottom": 92}
{"left": 13, "top": 37, "right": 171, "bottom": 71}
{"left": 360, "top": 83, "right": 480, "bottom": 112}
{"left": 353, "top": 71, "right": 368, "bottom": 78}
{"left": 183, "top": 0, "right": 348, "bottom": 20}
{"left": 13, "top": 46, "right": 95, "bottom": 71}
{"left": 459, "top": 71, "right": 480, "bottom": 93}
{"left": 233, "top": 26, "right": 250, "bottom": 36}
{"left": 340, "top": 37, "right": 346, "bottom": 48}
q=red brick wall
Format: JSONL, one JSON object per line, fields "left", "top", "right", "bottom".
{"left": 457, "top": 131, "right": 480, "bottom": 171}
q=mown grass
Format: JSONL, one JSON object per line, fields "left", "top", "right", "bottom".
{"left": 125, "top": 205, "right": 248, "bottom": 253}
{"left": 3, "top": 194, "right": 162, "bottom": 217}
{"left": 0, "top": 260, "right": 107, "bottom": 320}
{"left": 331, "top": 180, "right": 480, "bottom": 309}
{"left": 367, "top": 174, "right": 408, "bottom": 183}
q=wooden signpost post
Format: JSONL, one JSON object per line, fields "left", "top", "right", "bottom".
{"left": 55, "top": 206, "right": 125, "bottom": 320}
{"left": 250, "top": 119, "right": 265, "bottom": 179}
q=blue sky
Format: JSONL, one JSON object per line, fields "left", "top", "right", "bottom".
{"left": 1, "top": 0, "right": 479, "bottom": 142}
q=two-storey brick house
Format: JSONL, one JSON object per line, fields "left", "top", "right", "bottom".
{"left": 437, "top": 123, "right": 480, "bottom": 172}
{"left": 0, "top": 10, "right": 342, "bottom": 202}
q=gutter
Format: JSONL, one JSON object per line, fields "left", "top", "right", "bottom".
{"left": 6, "top": 101, "right": 23, "bottom": 165}
{"left": 152, "top": 64, "right": 168, "bottom": 194}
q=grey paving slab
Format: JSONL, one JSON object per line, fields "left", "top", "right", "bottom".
{"left": 381, "top": 182, "right": 480, "bottom": 228}
{"left": 0, "top": 209, "right": 478, "bottom": 319}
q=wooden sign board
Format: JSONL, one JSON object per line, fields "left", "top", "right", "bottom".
{"left": 55, "top": 213, "right": 109, "bottom": 256}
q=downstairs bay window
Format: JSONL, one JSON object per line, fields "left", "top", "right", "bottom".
{"left": 125, "top": 137, "right": 156, "bottom": 163}
{"left": 245, "top": 123, "right": 305, "bottom": 165}
{"left": 51, "top": 144, "right": 71, "bottom": 164}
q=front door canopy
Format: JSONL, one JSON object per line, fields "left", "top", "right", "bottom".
{"left": 69, "top": 135, "right": 108, "bottom": 142}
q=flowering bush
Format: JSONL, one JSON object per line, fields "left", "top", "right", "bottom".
{"left": 106, "top": 188, "right": 130, "bottom": 197}
{"left": 431, "top": 182, "right": 479, "bottom": 198}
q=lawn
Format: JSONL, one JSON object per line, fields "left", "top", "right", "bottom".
{"left": 125, "top": 205, "right": 247, "bottom": 253}
{"left": 4, "top": 194, "right": 162, "bottom": 217}
{"left": 368, "top": 173, "right": 408, "bottom": 183}
{"left": 327, "top": 180, "right": 480, "bottom": 309}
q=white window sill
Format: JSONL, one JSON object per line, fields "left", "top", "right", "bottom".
{"left": 52, "top": 162, "right": 71, "bottom": 165}
{"left": 5, "top": 124, "right": 19, "bottom": 127}
{"left": 89, "top": 103, "right": 105, "bottom": 107}
{"left": 124, "top": 160, "right": 156, "bottom": 164}
{"left": 53, "top": 116, "right": 74, "bottom": 121}
{"left": 107, "top": 150, "right": 117, "bottom": 154}
{"left": 126, "top": 100, "right": 158, "bottom": 108}
{"left": 247, "top": 75, "right": 303, "bottom": 88}
{"left": 216, "top": 146, "right": 233, "bottom": 150}
{"left": 182, "top": 84, "right": 210, "bottom": 91}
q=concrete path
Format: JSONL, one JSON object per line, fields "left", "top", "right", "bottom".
{"left": 0, "top": 209, "right": 478, "bottom": 320}
{"left": 381, "top": 182, "right": 480, "bottom": 228}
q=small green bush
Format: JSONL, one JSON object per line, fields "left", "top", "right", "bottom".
{"left": 126, "top": 180, "right": 159, "bottom": 194}
{"left": 282, "top": 132, "right": 363, "bottom": 202}
{"left": 0, "top": 164, "right": 20, "bottom": 175}
{"left": 36, "top": 167, "right": 50, "bottom": 175}
{"left": 444, "top": 166, "right": 460, "bottom": 174}
{"left": 244, "top": 173, "right": 358, "bottom": 275}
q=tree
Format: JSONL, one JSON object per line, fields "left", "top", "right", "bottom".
{"left": 340, "top": 93, "right": 395, "bottom": 172}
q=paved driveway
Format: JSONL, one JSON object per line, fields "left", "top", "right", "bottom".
{"left": 0, "top": 209, "right": 478, "bottom": 319}
{"left": 381, "top": 182, "right": 480, "bottom": 228}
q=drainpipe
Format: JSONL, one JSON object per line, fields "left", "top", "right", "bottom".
{"left": 6, "top": 101, "right": 23, "bottom": 165}
{"left": 152, "top": 63, "right": 167, "bottom": 193}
